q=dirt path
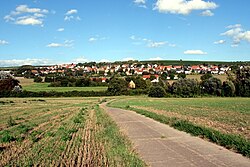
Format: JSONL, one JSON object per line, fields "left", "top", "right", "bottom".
{"left": 101, "top": 104, "right": 250, "bottom": 167}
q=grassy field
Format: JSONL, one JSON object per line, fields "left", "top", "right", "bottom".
{"left": 0, "top": 97, "right": 145, "bottom": 166}
{"left": 109, "top": 97, "right": 250, "bottom": 140}
{"left": 16, "top": 77, "right": 108, "bottom": 92}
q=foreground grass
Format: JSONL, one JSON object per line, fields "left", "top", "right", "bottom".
{"left": 0, "top": 97, "right": 145, "bottom": 166}
{"left": 109, "top": 97, "right": 250, "bottom": 157}
{"left": 22, "top": 82, "right": 108, "bottom": 92}
{"left": 95, "top": 105, "right": 146, "bottom": 166}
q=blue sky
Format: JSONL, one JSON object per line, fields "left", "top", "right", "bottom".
{"left": 0, "top": 0, "right": 250, "bottom": 66}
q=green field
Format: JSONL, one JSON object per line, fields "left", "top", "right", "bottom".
{"left": 0, "top": 97, "right": 145, "bottom": 166}
{"left": 22, "top": 83, "right": 108, "bottom": 92}
{"left": 110, "top": 97, "right": 250, "bottom": 139}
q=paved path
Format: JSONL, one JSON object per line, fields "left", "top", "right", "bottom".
{"left": 101, "top": 104, "right": 250, "bottom": 167}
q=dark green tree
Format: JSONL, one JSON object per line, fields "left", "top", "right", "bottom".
{"left": 201, "top": 77, "right": 222, "bottom": 96}
{"left": 222, "top": 81, "right": 235, "bottom": 97}
{"left": 107, "top": 78, "right": 128, "bottom": 95}
{"left": 171, "top": 78, "right": 200, "bottom": 97}
{"left": 148, "top": 86, "right": 166, "bottom": 98}
{"left": 201, "top": 73, "right": 213, "bottom": 81}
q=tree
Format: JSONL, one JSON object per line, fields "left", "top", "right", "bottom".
{"left": 201, "top": 77, "right": 222, "bottom": 96}
{"left": 134, "top": 77, "right": 148, "bottom": 89}
{"left": 222, "top": 81, "right": 235, "bottom": 97}
{"left": 200, "top": 73, "right": 212, "bottom": 81}
{"left": 161, "top": 72, "right": 168, "bottom": 80}
{"left": 34, "top": 76, "right": 42, "bottom": 83}
{"left": 171, "top": 78, "right": 200, "bottom": 97}
{"left": 148, "top": 86, "right": 166, "bottom": 98}
{"left": 177, "top": 73, "right": 186, "bottom": 79}
{"left": 0, "top": 78, "right": 20, "bottom": 92}
{"left": 107, "top": 78, "right": 128, "bottom": 95}
{"left": 169, "top": 73, "right": 175, "bottom": 80}
{"left": 234, "top": 67, "right": 250, "bottom": 97}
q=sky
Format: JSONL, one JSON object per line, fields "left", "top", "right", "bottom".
{"left": 0, "top": 0, "right": 250, "bottom": 66}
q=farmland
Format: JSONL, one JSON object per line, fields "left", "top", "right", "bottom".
{"left": 109, "top": 97, "right": 250, "bottom": 140}
{"left": 0, "top": 97, "right": 145, "bottom": 166}
{"left": 17, "top": 77, "right": 108, "bottom": 92}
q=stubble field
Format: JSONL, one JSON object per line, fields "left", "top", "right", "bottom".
{"left": 0, "top": 97, "right": 145, "bottom": 166}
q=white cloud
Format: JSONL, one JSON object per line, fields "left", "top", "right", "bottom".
{"left": 201, "top": 10, "right": 214, "bottom": 16}
{"left": 149, "top": 57, "right": 163, "bottom": 60}
{"left": 4, "top": 4, "right": 48, "bottom": 26}
{"left": 148, "top": 41, "right": 166, "bottom": 48}
{"left": 231, "top": 44, "right": 239, "bottom": 48}
{"left": 184, "top": 50, "right": 207, "bottom": 55}
{"left": 88, "top": 36, "right": 108, "bottom": 42}
{"left": 214, "top": 40, "right": 226, "bottom": 44}
{"left": 0, "top": 58, "right": 51, "bottom": 67}
{"left": 154, "top": 0, "right": 218, "bottom": 15}
{"left": 221, "top": 24, "right": 250, "bottom": 45}
{"left": 122, "top": 57, "right": 135, "bottom": 61}
{"left": 15, "top": 5, "right": 48, "bottom": 14}
{"left": 0, "top": 40, "right": 9, "bottom": 45}
{"left": 64, "top": 9, "right": 80, "bottom": 21}
{"left": 130, "top": 35, "right": 175, "bottom": 48}
{"left": 64, "top": 15, "right": 81, "bottom": 21}
{"left": 57, "top": 28, "right": 64, "bottom": 32}
{"left": 89, "top": 37, "right": 97, "bottom": 42}
{"left": 47, "top": 40, "right": 74, "bottom": 48}
{"left": 47, "top": 43, "right": 63, "bottom": 48}
{"left": 134, "top": 0, "right": 146, "bottom": 4}
{"left": 72, "top": 56, "right": 89, "bottom": 63}
{"left": 15, "top": 17, "right": 42, "bottom": 25}
{"left": 134, "top": 0, "right": 147, "bottom": 8}
{"left": 66, "top": 9, "right": 78, "bottom": 15}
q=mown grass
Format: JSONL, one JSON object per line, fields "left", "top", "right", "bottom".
{"left": 109, "top": 97, "right": 250, "bottom": 157}
{"left": 22, "top": 82, "right": 108, "bottom": 92}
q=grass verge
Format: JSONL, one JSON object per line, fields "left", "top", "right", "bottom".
{"left": 113, "top": 105, "right": 250, "bottom": 158}
{"left": 95, "top": 105, "right": 146, "bottom": 166}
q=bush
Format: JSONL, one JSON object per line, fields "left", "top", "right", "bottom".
{"left": 148, "top": 86, "right": 166, "bottom": 98}
{"left": 34, "top": 76, "right": 42, "bottom": 83}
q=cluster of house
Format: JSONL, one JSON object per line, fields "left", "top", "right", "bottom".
{"left": 31, "top": 63, "right": 231, "bottom": 76}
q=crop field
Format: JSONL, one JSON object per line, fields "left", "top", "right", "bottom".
{"left": 0, "top": 97, "right": 145, "bottom": 166}
{"left": 110, "top": 97, "right": 250, "bottom": 140}
{"left": 17, "top": 77, "right": 108, "bottom": 92}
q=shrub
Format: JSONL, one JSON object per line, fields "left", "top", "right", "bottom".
{"left": 148, "top": 86, "right": 166, "bottom": 98}
{"left": 34, "top": 76, "right": 42, "bottom": 83}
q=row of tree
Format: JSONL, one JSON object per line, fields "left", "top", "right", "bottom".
{"left": 107, "top": 67, "right": 250, "bottom": 97}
